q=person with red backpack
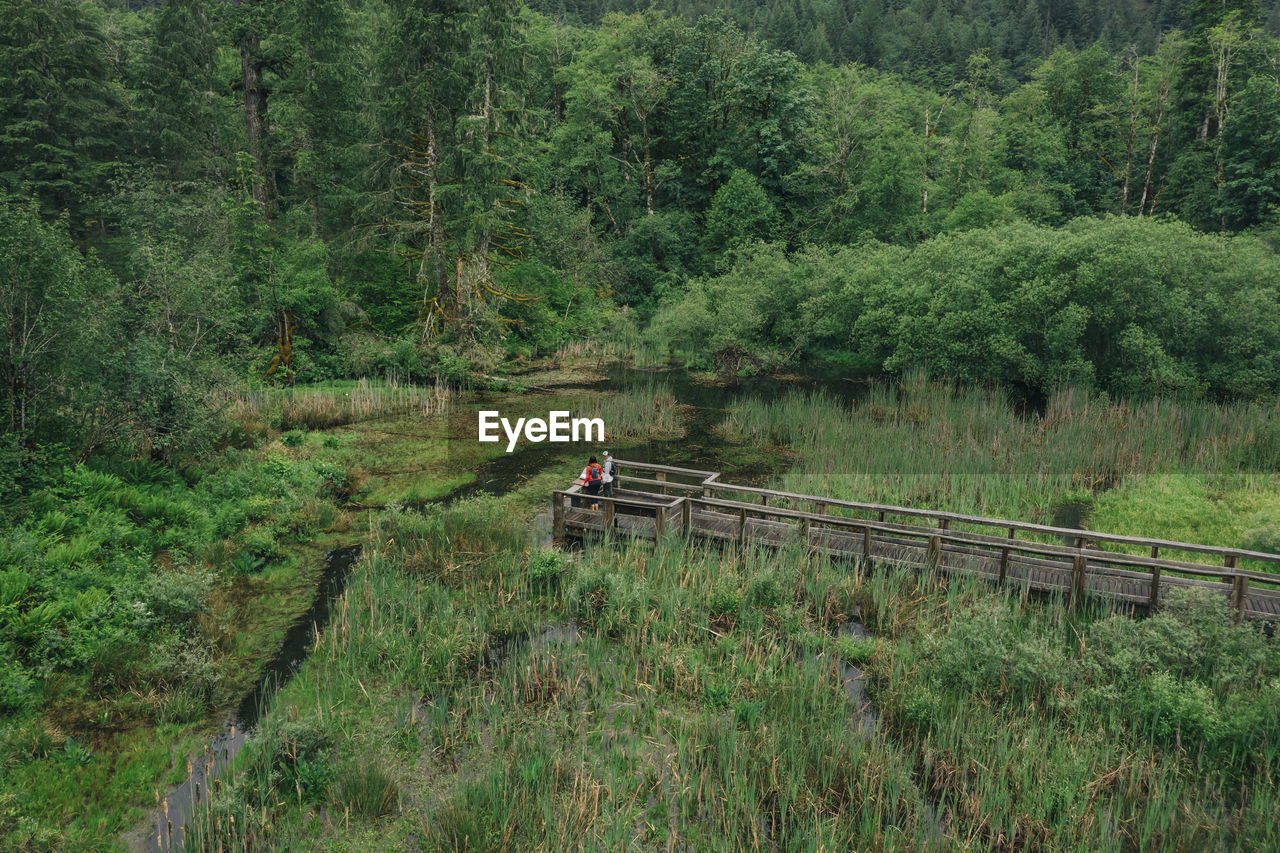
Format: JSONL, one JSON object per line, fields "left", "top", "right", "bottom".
{"left": 576, "top": 456, "right": 604, "bottom": 510}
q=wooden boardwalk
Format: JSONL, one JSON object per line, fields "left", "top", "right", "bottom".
{"left": 553, "top": 461, "right": 1280, "bottom": 622}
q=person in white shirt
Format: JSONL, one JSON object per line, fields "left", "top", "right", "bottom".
{"left": 601, "top": 450, "right": 616, "bottom": 498}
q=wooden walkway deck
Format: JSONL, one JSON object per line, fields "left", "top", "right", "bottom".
{"left": 553, "top": 461, "right": 1280, "bottom": 622}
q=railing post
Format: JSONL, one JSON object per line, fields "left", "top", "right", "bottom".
{"left": 862, "top": 524, "right": 872, "bottom": 559}
{"left": 654, "top": 504, "right": 665, "bottom": 538}
{"left": 1225, "top": 556, "right": 1245, "bottom": 622}
{"left": 656, "top": 471, "right": 667, "bottom": 496}
{"left": 925, "top": 518, "right": 947, "bottom": 572}
{"left": 1071, "top": 554, "right": 1087, "bottom": 609}
{"left": 1149, "top": 566, "right": 1161, "bottom": 609}
{"left": 552, "top": 492, "right": 565, "bottom": 542}
{"left": 738, "top": 506, "right": 747, "bottom": 552}
{"left": 681, "top": 498, "right": 691, "bottom": 536}
{"left": 998, "top": 527, "right": 1014, "bottom": 584}
{"left": 1231, "top": 574, "right": 1248, "bottom": 622}
{"left": 811, "top": 501, "right": 826, "bottom": 548}
{"left": 602, "top": 498, "right": 614, "bottom": 535}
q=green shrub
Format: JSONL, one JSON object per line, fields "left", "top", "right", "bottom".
{"left": 924, "top": 599, "right": 1068, "bottom": 702}
{"left": 312, "top": 460, "right": 350, "bottom": 497}
{"left": 61, "top": 737, "right": 93, "bottom": 767}
{"left": 896, "top": 683, "right": 943, "bottom": 730}
{"left": 0, "top": 720, "right": 60, "bottom": 767}
{"left": 0, "top": 570, "right": 30, "bottom": 608}
{"left": 708, "top": 581, "right": 742, "bottom": 622}
{"left": 702, "top": 676, "right": 731, "bottom": 707}
{"left": 230, "top": 550, "right": 266, "bottom": 575}
{"left": 281, "top": 430, "right": 307, "bottom": 447}
{"left": 36, "top": 510, "right": 74, "bottom": 537}
{"left": 241, "top": 527, "right": 280, "bottom": 561}
{"left": 567, "top": 565, "right": 644, "bottom": 636}
{"left": 0, "top": 658, "right": 35, "bottom": 714}
{"left": 734, "top": 699, "right": 765, "bottom": 729}
{"left": 263, "top": 456, "right": 293, "bottom": 480}
{"left": 1240, "top": 524, "right": 1280, "bottom": 555}
{"left": 527, "top": 549, "right": 568, "bottom": 586}
{"left": 835, "top": 635, "right": 877, "bottom": 667}
{"left": 258, "top": 716, "right": 336, "bottom": 802}
{"left": 294, "top": 757, "right": 335, "bottom": 801}
{"left": 746, "top": 574, "right": 783, "bottom": 609}
{"left": 1132, "top": 672, "right": 1223, "bottom": 743}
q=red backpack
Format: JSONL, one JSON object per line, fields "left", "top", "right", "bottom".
{"left": 586, "top": 463, "right": 602, "bottom": 483}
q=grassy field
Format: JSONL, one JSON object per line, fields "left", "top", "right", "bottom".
{"left": 723, "top": 371, "right": 1280, "bottom": 567}
{"left": 166, "top": 374, "right": 1280, "bottom": 852}
{"left": 0, "top": 448, "right": 357, "bottom": 849}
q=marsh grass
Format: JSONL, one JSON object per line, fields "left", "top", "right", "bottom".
{"left": 577, "top": 381, "right": 684, "bottom": 440}
{"left": 555, "top": 318, "right": 666, "bottom": 367}
{"left": 725, "top": 370, "right": 1280, "bottom": 565}
{"left": 229, "top": 375, "right": 451, "bottom": 435}
{"left": 152, "top": 370, "right": 1280, "bottom": 852}
{"left": 172, "top": 477, "right": 1280, "bottom": 852}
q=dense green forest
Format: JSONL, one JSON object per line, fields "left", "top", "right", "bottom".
{"left": 532, "top": 0, "right": 1280, "bottom": 79}
{"left": 5, "top": 0, "right": 1280, "bottom": 478}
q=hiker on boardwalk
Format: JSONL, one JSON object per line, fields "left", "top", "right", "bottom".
{"left": 576, "top": 456, "right": 604, "bottom": 509}
{"left": 601, "top": 450, "right": 616, "bottom": 498}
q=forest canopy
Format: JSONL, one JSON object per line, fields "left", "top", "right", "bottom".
{"left": 3, "top": 0, "right": 1280, "bottom": 472}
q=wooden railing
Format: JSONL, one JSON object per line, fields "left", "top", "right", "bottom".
{"left": 551, "top": 460, "right": 1280, "bottom": 620}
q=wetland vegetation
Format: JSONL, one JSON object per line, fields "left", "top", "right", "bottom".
{"left": 6, "top": 0, "right": 1280, "bottom": 848}
{"left": 80, "top": 372, "right": 1280, "bottom": 852}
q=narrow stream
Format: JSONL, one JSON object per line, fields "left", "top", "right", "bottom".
{"left": 134, "top": 545, "right": 362, "bottom": 853}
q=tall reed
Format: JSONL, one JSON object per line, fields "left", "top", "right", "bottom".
{"left": 724, "top": 370, "right": 1280, "bottom": 527}
{"left": 228, "top": 374, "right": 451, "bottom": 433}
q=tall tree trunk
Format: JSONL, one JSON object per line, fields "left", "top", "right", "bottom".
{"left": 1139, "top": 109, "right": 1163, "bottom": 216}
{"left": 475, "top": 69, "right": 493, "bottom": 288}
{"left": 638, "top": 111, "right": 655, "bottom": 216}
{"left": 240, "top": 32, "right": 272, "bottom": 214}
{"left": 421, "top": 118, "right": 448, "bottom": 339}
{"left": 1120, "top": 63, "right": 1139, "bottom": 215}
{"left": 921, "top": 106, "right": 934, "bottom": 215}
